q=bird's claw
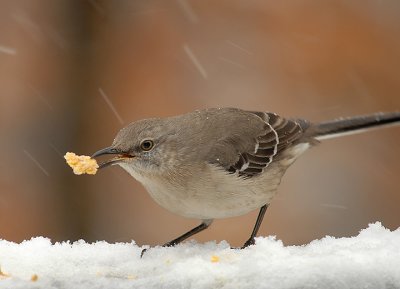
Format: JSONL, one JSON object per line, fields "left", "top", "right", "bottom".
{"left": 241, "top": 238, "right": 255, "bottom": 249}
{"left": 140, "top": 248, "right": 148, "bottom": 258}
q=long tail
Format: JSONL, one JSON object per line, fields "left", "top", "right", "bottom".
{"left": 307, "top": 112, "right": 400, "bottom": 140}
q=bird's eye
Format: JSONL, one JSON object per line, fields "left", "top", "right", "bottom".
{"left": 140, "top": 140, "right": 154, "bottom": 151}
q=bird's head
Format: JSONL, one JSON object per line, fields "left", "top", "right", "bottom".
{"left": 92, "top": 118, "right": 180, "bottom": 175}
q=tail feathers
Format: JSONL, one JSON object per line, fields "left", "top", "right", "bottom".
{"left": 309, "top": 112, "right": 400, "bottom": 140}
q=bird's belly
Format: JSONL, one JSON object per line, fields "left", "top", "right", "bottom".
{"left": 121, "top": 163, "right": 284, "bottom": 220}
{"left": 147, "top": 183, "right": 275, "bottom": 219}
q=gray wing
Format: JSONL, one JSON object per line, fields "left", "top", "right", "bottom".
{"left": 224, "top": 111, "right": 309, "bottom": 178}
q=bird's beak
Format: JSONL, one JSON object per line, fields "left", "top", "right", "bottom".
{"left": 91, "top": 147, "right": 134, "bottom": 169}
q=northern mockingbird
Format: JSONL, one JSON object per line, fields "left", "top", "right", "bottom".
{"left": 92, "top": 108, "right": 400, "bottom": 252}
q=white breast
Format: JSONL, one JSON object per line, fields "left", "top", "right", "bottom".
{"left": 119, "top": 143, "right": 310, "bottom": 220}
{"left": 120, "top": 162, "right": 283, "bottom": 219}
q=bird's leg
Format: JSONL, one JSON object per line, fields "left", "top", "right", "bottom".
{"left": 163, "top": 219, "right": 213, "bottom": 247}
{"left": 241, "top": 204, "right": 269, "bottom": 248}
{"left": 141, "top": 219, "right": 213, "bottom": 257}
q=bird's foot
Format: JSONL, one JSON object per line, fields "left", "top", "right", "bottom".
{"left": 241, "top": 238, "right": 255, "bottom": 249}
{"left": 140, "top": 248, "right": 148, "bottom": 258}
{"left": 141, "top": 242, "right": 176, "bottom": 258}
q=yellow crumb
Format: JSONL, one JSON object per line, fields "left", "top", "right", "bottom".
{"left": 64, "top": 152, "right": 99, "bottom": 175}
{"left": 126, "top": 275, "right": 137, "bottom": 280}
{"left": 211, "top": 255, "right": 220, "bottom": 263}
{"left": 0, "top": 268, "right": 10, "bottom": 279}
{"left": 30, "top": 274, "right": 38, "bottom": 282}
{"left": 97, "top": 272, "right": 137, "bottom": 280}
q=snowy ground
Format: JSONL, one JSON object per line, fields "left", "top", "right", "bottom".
{"left": 0, "top": 222, "right": 399, "bottom": 289}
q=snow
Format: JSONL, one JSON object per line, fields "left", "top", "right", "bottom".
{"left": 0, "top": 45, "right": 17, "bottom": 55}
{"left": 0, "top": 222, "right": 399, "bottom": 289}
{"left": 183, "top": 44, "right": 208, "bottom": 79}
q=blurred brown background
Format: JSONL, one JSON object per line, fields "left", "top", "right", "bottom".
{"left": 0, "top": 0, "right": 399, "bottom": 247}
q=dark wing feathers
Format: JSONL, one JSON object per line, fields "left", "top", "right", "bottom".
{"left": 256, "top": 147, "right": 276, "bottom": 157}
{"left": 228, "top": 111, "right": 308, "bottom": 178}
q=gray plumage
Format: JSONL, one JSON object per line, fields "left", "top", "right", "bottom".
{"left": 93, "top": 107, "right": 400, "bottom": 249}
{"left": 112, "top": 108, "right": 309, "bottom": 178}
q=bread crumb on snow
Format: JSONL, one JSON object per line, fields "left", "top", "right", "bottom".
{"left": 0, "top": 223, "right": 399, "bottom": 289}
